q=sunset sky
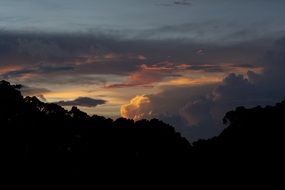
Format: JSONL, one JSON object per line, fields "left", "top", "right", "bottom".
{"left": 1, "top": 0, "right": 285, "bottom": 140}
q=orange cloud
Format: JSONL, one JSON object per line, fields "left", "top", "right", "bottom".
{"left": 166, "top": 76, "right": 222, "bottom": 86}
{"left": 106, "top": 61, "right": 264, "bottom": 89}
{"left": 105, "top": 62, "right": 230, "bottom": 88}
{"left": 120, "top": 95, "right": 152, "bottom": 120}
{"left": 106, "top": 62, "right": 188, "bottom": 88}
{"left": 44, "top": 90, "right": 87, "bottom": 101}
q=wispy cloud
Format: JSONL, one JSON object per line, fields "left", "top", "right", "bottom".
{"left": 105, "top": 62, "right": 186, "bottom": 88}
{"left": 174, "top": 0, "right": 192, "bottom": 6}
{"left": 156, "top": 0, "right": 192, "bottom": 7}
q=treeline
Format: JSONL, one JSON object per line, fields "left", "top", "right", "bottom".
{"left": 0, "top": 80, "right": 283, "bottom": 178}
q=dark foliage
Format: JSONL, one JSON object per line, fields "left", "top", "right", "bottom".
{"left": 0, "top": 80, "right": 283, "bottom": 180}
{"left": 0, "top": 80, "right": 191, "bottom": 178}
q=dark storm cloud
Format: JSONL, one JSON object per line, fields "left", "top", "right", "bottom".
{"left": 0, "top": 30, "right": 266, "bottom": 64}
{"left": 0, "top": 31, "right": 143, "bottom": 78}
{"left": 121, "top": 36, "right": 285, "bottom": 141}
{"left": 54, "top": 97, "right": 107, "bottom": 107}
{"left": 0, "top": 30, "right": 268, "bottom": 87}
{"left": 134, "top": 71, "right": 280, "bottom": 141}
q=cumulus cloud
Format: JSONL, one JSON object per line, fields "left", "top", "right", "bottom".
{"left": 54, "top": 97, "right": 106, "bottom": 107}
{"left": 120, "top": 95, "right": 152, "bottom": 121}
{"left": 119, "top": 75, "right": 256, "bottom": 141}
{"left": 120, "top": 84, "right": 218, "bottom": 140}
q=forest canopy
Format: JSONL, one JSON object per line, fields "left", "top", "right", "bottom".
{"left": 0, "top": 80, "right": 283, "bottom": 178}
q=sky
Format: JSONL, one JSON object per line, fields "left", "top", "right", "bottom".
{"left": 1, "top": 0, "right": 285, "bottom": 141}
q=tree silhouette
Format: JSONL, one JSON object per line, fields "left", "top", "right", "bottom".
{"left": 0, "top": 80, "right": 192, "bottom": 177}
{"left": 0, "top": 80, "right": 283, "bottom": 179}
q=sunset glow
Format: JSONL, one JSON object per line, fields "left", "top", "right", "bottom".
{"left": 1, "top": 0, "right": 285, "bottom": 140}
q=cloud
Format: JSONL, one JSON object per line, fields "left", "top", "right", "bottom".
{"left": 105, "top": 61, "right": 257, "bottom": 89}
{"left": 120, "top": 84, "right": 219, "bottom": 140}
{"left": 120, "top": 95, "right": 152, "bottom": 121}
{"left": 174, "top": 0, "right": 192, "bottom": 6}
{"left": 54, "top": 97, "right": 107, "bottom": 107}
{"left": 120, "top": 84, "right": 216, "bottom": 120}
{"left": 105, "top": 62, "right": 187, "bottom": 88}
{"left": 20, "top": 85, "right": 51, "bottom": 101}
{"left": 120, "top": 37, "right": 285, "bottom": 141}
{"left": 0, "top": 31, "right": 281, "bottom": 137}
{"left": 120, "top": 74, "right": 261, "bottom": 141}
{"left": 136, "top": 19, "right": 285, "bottom": 45}
{"left": 156, "top": 0, "right": 192, "bottom": 7}
{"left": 0, "top": 65, "right": 74, "bottom": 80}
{"left": 0, "top": 30, "right": 267, "bottom": 90}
